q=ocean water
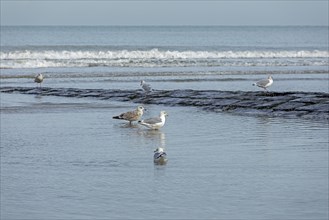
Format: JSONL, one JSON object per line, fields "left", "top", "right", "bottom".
{"left": 1, "top": 26, "right": 329, "bottom": 219}
{"left": 1, "top": 26, "right": 328, "bottom": 92}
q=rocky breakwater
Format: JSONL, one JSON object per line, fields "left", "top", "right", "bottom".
{"left": 1, "top": 87, "right": 328, "bottom": 121}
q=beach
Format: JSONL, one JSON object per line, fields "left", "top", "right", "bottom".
{"left": 1, "top": 26, "right": 328, "bottom": 219}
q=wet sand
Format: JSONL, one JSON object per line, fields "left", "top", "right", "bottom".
{"left": 1, "top": 86, "right": 328, "bottom": 121}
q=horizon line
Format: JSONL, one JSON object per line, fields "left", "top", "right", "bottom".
{"left": 1, "top": 24, "right": 328, "bottom": 27}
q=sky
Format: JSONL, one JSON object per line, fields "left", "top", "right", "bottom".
{"left": 0, "top": 0, "right": 328, "bottom": 26}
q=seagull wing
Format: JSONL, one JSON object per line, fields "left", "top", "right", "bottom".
{"left": 142, "top": 83, "right": 152, "bottom": 92}
{"left": 34, "top": 75, "right": 43, "bottom": 83}
{"left": 120, "top": 110, "right": 139, "bottom": 121}
{"left": 113, "top": 109, "right": 141, "bottom": 121}
{"left": 142, "top": 116, "right": 162, "bottom": 124}
{"left": 256, "top": 79, "right": 270, "bottom": 87}
{"left": 154, "top": 152, "right": 167, "bottom": 159}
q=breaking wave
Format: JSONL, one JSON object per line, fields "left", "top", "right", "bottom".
{"left": 1, "top": 49, "right": 328, "bottom": 69}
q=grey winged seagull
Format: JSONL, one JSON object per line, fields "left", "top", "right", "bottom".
{"left": 138, "top": 111, "right": 168, "bottom": 130}
{"left": 140, "top": 80, "right": 153, "bottom": 93}
{"left": 34, "top": 73, "right": 44, "bottom": 88}
{"left": 253, "top": 75, "right": 273, "bottom": 91}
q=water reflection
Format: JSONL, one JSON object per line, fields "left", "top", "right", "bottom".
{"left": 138, "top": 129, "right": 166, "bottom": 149}
{"left": 118, "top": 123, "right": 139, "bottom": 129}
{"left": 137, "top": 129, "right": 168, "bottom": 166}
{"left": 34, "top": 94, "right": 43, "bottom": 99}
{"left": 253, "top": 116, "right": 329, "bottom": 153}
{"left": 256, "top": 116, "right": 273, "bottom": 125}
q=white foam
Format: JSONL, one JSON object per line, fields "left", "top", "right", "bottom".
{"left": 1, "top": 49, "right": 328, "bottom": 69}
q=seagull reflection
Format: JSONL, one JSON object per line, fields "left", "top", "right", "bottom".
{"left": 137, "top": 129, "right": 168, "bottom": 165}
{"left": 139, "top": 129, "right": 166, "bottom": 147}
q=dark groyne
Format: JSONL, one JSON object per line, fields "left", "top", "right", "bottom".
{"left": 1, "top": 87, "right": 328, "bottom": 121}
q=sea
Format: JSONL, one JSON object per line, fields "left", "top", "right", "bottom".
{"left": 1, "top": 26, "right": 328, "bottom": 219}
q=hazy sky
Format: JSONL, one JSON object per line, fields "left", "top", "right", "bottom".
{"left": 1, "top": 0, "right": 328, "bottom": 26}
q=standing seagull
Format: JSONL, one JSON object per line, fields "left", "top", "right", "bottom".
{"left": 153, "top": 147, "right": 167, "bottom": 165}
{"left": 140, "top": 80, "right": 153, "bottom": 93}
{"left": 138, "top": 111, "right": 168, "bottom": 130}
{"left": 34, "top": 73, "right": 44, "bottom": 88}
{"left": 253, "top": 75, "right": 273, "bottom": 91}
{"left": 113, "top": 106, "right": 145, "bottom": 124}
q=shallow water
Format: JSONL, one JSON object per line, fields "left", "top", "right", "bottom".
{"left": 1, "top": 93, "right": 328, "bottom": 219}
{"left": 2, "top": 71, "right": 329, "bottom": 94}
{"left": 1, "top": 25, "right": 328, "bottom": 219}
{"left": 1, "top": 25, "right": 329, "bottom": 94}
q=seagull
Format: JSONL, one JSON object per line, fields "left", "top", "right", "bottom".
{"left": 154, "top": 147, "right": 167, "bottom": 165}
{"left": 113, "top": 106, "right": 145, "bottom": 124}
{"left": 253, "top": 75, "right": 273, "bottom": 91}
{"left": 34, "top": 73, "right": 44, "bottom": 88}
{"left": 140, "top": 80, "right": 153, "bottom": 93}
{"left": 138, "top": 111, "right": 168, "bottom": 130}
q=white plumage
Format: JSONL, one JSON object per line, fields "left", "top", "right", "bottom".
{"left": 138, "top": 111, "right": 168, "bottom": 130}
{"left": 34, "top": 73, "right": 44, "bottom": 87}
